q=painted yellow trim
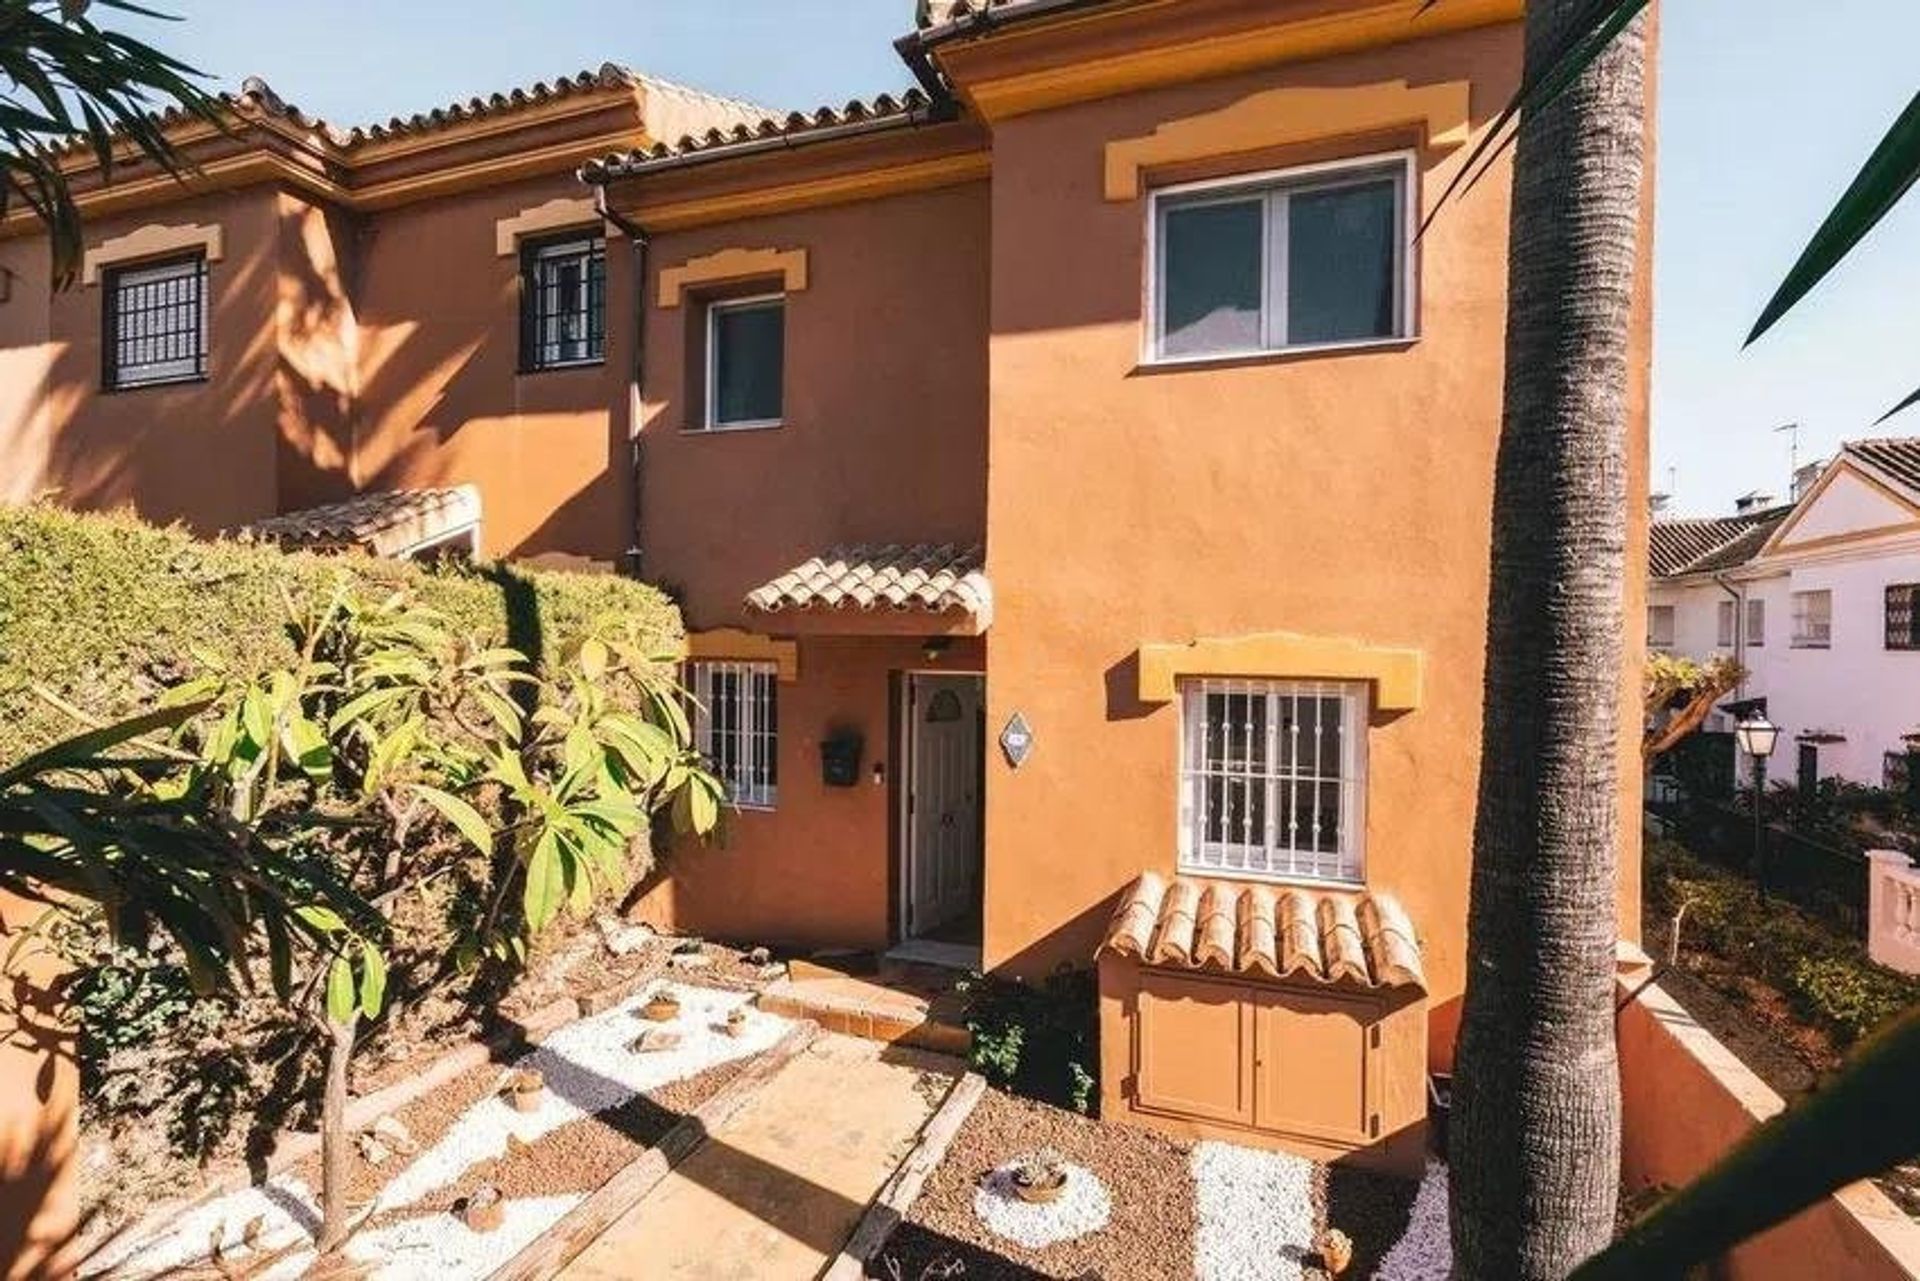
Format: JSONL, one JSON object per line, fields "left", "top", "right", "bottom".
{"left": 627, "top": 151, "right": 992, "bottom": 233}
{"left": 82, "top": 221, "right": 223, "bottom": 286}
{"left": 1765, "top": 459, "right": 1920, "bottom": 555}
{"left": 682, "top": 629, "right": 800, "bottom": 683}
{"left": 959, "top": 0, "right": 1519, "bottom": 122}
{"left": 494, "top": 196, "right": 611, "bottom": 256}
{"left": 1104, "top": 79, "right": 1469, "bottom": 201}
{"left": 1137, "top": 632, "right": 1423, "bottom": 711}
{"left": 658, "top": 247, "right": 809, "bottom": 308}
{"left": 352, "top": 132, "right": 635, "bottom": 210}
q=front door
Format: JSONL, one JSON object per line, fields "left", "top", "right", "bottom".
{"left": 908, "top": 673, "right": 984, "bottom": 939}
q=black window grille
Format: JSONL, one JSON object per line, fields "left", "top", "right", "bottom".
{"left": 1888, "top": 583, "right": 1920, "bottom": 651}
{"left": 103, "top": 253, "right": 207, "bottom": 390}
{"left": 519, "top": 233, "right": 605, "bottom": 371}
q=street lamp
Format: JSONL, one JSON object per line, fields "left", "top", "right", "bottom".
{"left": 1734, "top": 713, "right": 1780, "bottom": 898}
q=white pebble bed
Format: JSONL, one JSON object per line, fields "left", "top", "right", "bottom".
{"left": 1191, "top": 1140, "right": 1318, "bottom": 1281}
{"left": 92, "top": 982, "right": 787, "bottom": 1280}
{"left": 1373, "top": 1160, "right": 1451, "bottom": 1281}
{"left": 973, "top": 1160, "right": 1112, "bottom": 1248}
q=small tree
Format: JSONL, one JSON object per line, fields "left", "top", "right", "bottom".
{"left": 1644, "top": 653, "right": 1745, "bottom": 763}
{"left": 175, "top": 583, "right": 718, "bottom": 1254}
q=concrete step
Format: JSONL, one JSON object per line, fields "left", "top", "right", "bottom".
{"left": 756, "top": 959, "right": 972, "bottom": 1057}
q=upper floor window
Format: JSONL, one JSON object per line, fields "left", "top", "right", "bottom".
{"left": 705, "top": 294, "right": 785, "bottom": 429}
{"left": 1791, "top": 590, "right": 1832, "bottom": 649}
{"left": 1149, "top": 153, "right": 1413, "bottom": 363}
{"left": 1178, "top": 678, "right": 1366, "bottom": 884}
{"left": 1647, "top": 605, "right": 1675, "bottom": 649}
{"left": 1888, "top": 583, "right": 1920, "bottom": 651}
{"left": 685, "top": 659, "right": 778, "bottom": 809}
{"left": 520, "top": 232, "right": 605, "bottom": 371}
{"left": 1746, "top": 598, "right": 1766, "bottom": 648}
{"left": 104, "top": 253, "right": 207, "bottom": 390}
{"left": 1716, "top": 600, "right": 1737, "bottom": 648}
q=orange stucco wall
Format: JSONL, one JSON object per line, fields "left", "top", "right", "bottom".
{"left": 634, "top": 180, "right": 991, "bottom": 628}
{"left": 0, "top": 894, "right": 77, "bottom": 1281}
{"left": 973, "top": 17, "right": 1650, "bottom": 1073}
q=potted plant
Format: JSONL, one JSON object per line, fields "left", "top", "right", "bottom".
{"left": 460, "top": 1184, "right": 505, "bottom": 1234}
{"left": 723, "top": 1006, "right": 749, "bottom": 1038}
{"left": 641, "top": 988, "right": 682, "bottom": 1022}
{"left": 1316, "top": 1228, "right": 1354, "bottom": 1277}
{"left": 1007, "top": 1148, "right": 1070, "bottom": 1204}
{"left": 503, "top": 1068, "right": 545, "bottom": 1114}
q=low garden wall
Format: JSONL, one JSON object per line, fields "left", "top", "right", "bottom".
{"left": 1867, "top": 849, "right": 1920, "bottom": 976}
{"left": 1616, "top": 966, "right": 1920, "bottom": 1280}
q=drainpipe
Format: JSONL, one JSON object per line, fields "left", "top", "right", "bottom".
{"left": 595, "top": 185, "right": 648, "bottom": 578}
{"left": 1713, "top": 573, "right": 1746, "bottom": 699}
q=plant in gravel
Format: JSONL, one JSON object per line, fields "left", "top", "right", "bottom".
{"left": 958, "top": 968, "right": 1097, "bottom": 1114}
{"left": 1008, "top": 1147, "right": 1069, "bottom": 1200}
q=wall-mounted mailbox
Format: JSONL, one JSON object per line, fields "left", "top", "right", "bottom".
{"left": 820, "top": 731, "right": 864, "bottom": 787}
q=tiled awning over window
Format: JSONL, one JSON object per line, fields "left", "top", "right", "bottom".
{"left": 239, "top": 486, "right": 480, "bottom": 559}
{"left": 744, "top": 543, "right": 990, "bottom": 635}
{"left": 1101, "top": 871, "right": 1425, "bottom": 991}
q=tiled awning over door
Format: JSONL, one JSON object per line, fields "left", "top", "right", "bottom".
{"left": 743, "top": 543, "right": 990, "bottom": 636}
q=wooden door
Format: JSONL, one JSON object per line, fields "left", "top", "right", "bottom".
{"left": 908, "top": 674, "right": 983, "bottom": 937}
{"left": 1252, "top": 987, "right": 1380, "bottom": 1146}
{"left": 1133, "top": 972, "right": 1255, "bottom": 1126}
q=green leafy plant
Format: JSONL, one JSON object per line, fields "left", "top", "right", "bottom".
{"left": 959, "top": 968, "right": 1097, "bottom": 1114}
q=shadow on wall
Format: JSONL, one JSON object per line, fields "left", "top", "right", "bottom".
{"left": 0, "top": 897, "right": 78, "bottom": 1281}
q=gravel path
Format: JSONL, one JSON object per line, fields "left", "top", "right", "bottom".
{"left": 1372, "top": 1161, "right": 1449, "bottom": 1281}
{"left": 1192, "top": 1140, "right": 1318, "bottom": 1281}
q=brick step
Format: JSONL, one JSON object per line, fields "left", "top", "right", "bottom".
{"left": 755, "top": 966, "right": 972, "bottom": 1057}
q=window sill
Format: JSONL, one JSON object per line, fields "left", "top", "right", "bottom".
{"left": 1135, "top": 334, "right": 1417, "bottom": 374}
{"left": 729, "top": 801, "right": 777, "bottom": 814}
{"left": 102, "top": 373, "right": 209, "bottom": 394}
{"left": 518, "top": 357, "right": 605, "bottom": 375}
{"left": 1176, "top": 864, "right": 1364, "bottom": 891}
{"left": 684, "top": 420, "right": 785, "bottom": 436}
{"left": 1790, "top": 642, "right": 1832, "bottom": 650}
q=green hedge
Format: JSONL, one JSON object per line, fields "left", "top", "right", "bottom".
{"left": 0, "top": 504, "right": 682, "bottom": 762}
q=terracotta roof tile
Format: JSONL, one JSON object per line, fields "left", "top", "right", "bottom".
{"left": 1848, "top": 437, "right": 1920, "bottom": 493}
{"left": 1649, "top": 506, "right": 1792, "bottom": 578}
{"left": 238, "top": 486, "right": 479, "bottom": 559}
{"left": 580, "top": 88, "right": 934, "bottom": 181}
{"left": 1101, "top": 871, "right": 1425, "bottom": 990}
{"left": 744, "top": 543, "right": 990, "bottom": 622}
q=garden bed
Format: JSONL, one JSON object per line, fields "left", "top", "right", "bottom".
{"left": 87, "top": 978, "right": 794, "bottom": 1280}
{"left": 865, "top": 1088, "right": 1435, "bottom": 1280}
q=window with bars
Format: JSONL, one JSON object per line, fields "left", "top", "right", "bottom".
{"left": 1792, "top": 590, "right": 1832, "bottom": 649}
{"left": 684, "top": 660, "right": 778, "bottom": 809}
{"left": 1150, "top": 153, "right": 1413, "bottom": 363}
{"left": 1178, "top": 678, "right": 1366, "bottom": 883}
{"left": 1747, "top": 598, "right": 1766, "bottom": 647}
{"left": 1889, "top": 583, "right": 1920, "bottom": 651}
{"left": 103, "top": 253, "right": 207, "bottom": 389}
{"left": 519, "top": 233, "right": 605, "bottom": 371}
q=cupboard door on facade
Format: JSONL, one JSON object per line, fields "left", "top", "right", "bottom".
{"left": 1252, "top": 988, "right": 1380, "bottom": 1147}
{"left": 1134, "top": 972, "right": 1254, "bottom": 1126}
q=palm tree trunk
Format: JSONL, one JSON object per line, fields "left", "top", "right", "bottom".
{"left": 1450, "top": 2, "right": 1650, "bottom": 1276}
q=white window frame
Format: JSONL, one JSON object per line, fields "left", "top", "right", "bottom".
{"left": 684, "top": 659, "right": 778, "bottom": 810}
{"left": 1647, "top": 605, "right": 1676, "bottom": 649}
{"left": 1746, "top": 597, "right": 1766, "bottom": 648}
{"left": 1791, "top": 590, "right": 1833, "bottom": 650}
{"left": 704, "top": 292, "right": 785, "bottom": 431}
{"left": 1143, "top": 150, "right": 1418, "bottom": 367}
{"left": 1177, "top": 678, "right": 1368, "bottom": 886}
{"left": 1716, "top": 599, "right": 1737, "bottom": 648}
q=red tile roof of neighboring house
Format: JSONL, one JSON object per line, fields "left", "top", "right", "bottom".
{"left": 744, "top": 543, "right": 990, "bottom": 621}
{"left": 1101, "top": 871, "right": 1426, "bottom": 990}
{"left": 1649, "top": 506, "right": 1793, "bottom": 578}
{"left": 238, "top": 486, "right": 479, "bottom": 559}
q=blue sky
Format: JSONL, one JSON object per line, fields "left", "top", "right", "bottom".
{"left": 118, "top": 0, "right": 1920, "bottom": 516}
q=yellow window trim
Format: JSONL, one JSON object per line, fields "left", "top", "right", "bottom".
{"left": 1104, "top": 79, "right": 1471, "bottom": 202}
{"left": 658, "top": 246, "right": 809, "bottom": 308}
{"left": 682, "top": 629, "right": 800, "bottom": 683}
{"left": 1137, "top": 632, "right": 1423, "bottom": 711}
{"left": 82, "top": 221, "right": 223, "bottom": 286}
{"left": 494, "top": 196, "right": 613, "bottom": 256}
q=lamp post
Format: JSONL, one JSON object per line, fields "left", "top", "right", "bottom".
{"left": 1734, "top": 713, "right": 1780, "bottom": 899}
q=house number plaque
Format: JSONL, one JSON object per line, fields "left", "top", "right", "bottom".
{"left": 1000, "top": 712, "right": 1034, "bottom": 768}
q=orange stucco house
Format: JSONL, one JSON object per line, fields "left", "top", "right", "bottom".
{"left": 0, "top": 0, "right": 1651, "bottom": 1176}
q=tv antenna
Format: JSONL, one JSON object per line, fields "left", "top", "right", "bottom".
{"left": 1775, "top": 422, "right": 1801, "bottom": 485}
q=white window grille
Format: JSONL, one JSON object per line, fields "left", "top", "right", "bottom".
{"left": 684, "top": 660, "right": 778, "bottom": 809}
{"left": 1791, "top": 590, "right": 1832, "bottom": 649}
{"left": 1178, "top": 678, "right": 1367, "bottom": 884}
{"left": 1647, "top": 605, "right": 1676, "bottom": 649}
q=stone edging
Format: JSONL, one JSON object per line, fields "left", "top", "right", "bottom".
{"left": 821, "top": 1071, "right": 990, "bottom": 1281}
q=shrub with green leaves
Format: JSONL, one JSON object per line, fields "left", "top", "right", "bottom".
{"left": 959, "top": 968, "right": 1098, "bottom": 1114}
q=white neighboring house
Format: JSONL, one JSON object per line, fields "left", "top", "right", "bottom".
{"left": 1648, "top": 438, "right": 1920, "bottom": 788}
